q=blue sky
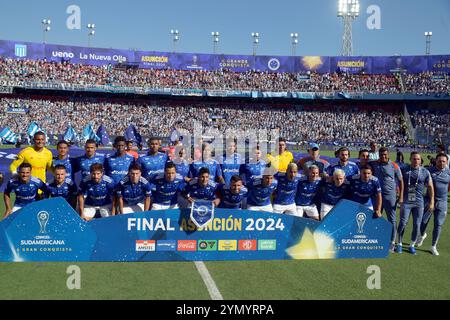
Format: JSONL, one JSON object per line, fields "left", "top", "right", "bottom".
{"left": 0, "top": 0, "right": 449, "bottom": 56}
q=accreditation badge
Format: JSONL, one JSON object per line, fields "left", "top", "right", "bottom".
{"left": 190, "top": 200, "right": 215, "bottom": 228}
{"left": 407, "top": 185, "right": 416, "bottom": 202}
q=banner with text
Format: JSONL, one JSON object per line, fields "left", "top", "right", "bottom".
{"left": 0, "top": 198, "right": 392, "bottom": 262}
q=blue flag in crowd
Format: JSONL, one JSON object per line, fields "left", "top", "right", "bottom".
{"left": 96, "top": 125, "right": 112, "bottom": 146}
{"left": 27, "top": 122, "right": 46, "bottom": 138}
{"left": 124, "top": 125, "right": 142, "bottom": 145}
{"left": 82, "top": 123, "right": 100, "bottom": 143}
{"left": 63, "top": 126, "right": 79, "bottom": 144}
{"left": 0, "top": 127, "right": 19, "bottom": 144}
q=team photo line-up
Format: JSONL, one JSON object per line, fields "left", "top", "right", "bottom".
{"left": 1, "top": 131, "right": 449, "bottom": 256}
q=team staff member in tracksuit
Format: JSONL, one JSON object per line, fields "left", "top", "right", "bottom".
{"left": 396, "top": 152, "right": 434, "bottom": 255}
{"left": 371, "top": 147, "right": 404, "bottom": 252}
{"left": 417, "top": 153, "right": 450, "bottom": 256}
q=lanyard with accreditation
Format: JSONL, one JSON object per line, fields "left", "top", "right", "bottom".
{"left": 407, "top": 167, "right": 421, "bottom": 202}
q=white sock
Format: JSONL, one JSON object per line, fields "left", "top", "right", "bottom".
{"left": 410, "top": 242, "right": 416, "bottom": 247}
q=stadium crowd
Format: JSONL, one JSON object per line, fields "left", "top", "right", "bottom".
{"left": 1, "top": 57, "right": 449, "bottom": 94}
{"left": 410, "top": 109, "right": 450, "bottom": 139}
{"left": 0, "top": 97, "right": 409, "bottom": 145}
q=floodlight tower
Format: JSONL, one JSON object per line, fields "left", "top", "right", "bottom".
{"left": 41, "top": 19, "right": 51, "bottom": 44}
{"left": 211, "top": 32, "right": 220, "bottom": 54}
{"left": 424, "top": 32, "right": 432, "bottom": 55}
{"left": 338, "top": 0, "right": 360, "bottom": 56}
{"left": 171, "top": 29, "right": 180, "bottom": 53}
{"left": 87, "top": 23, "right": 96, "bottom": 47}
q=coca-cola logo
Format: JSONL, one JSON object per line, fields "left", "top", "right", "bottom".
{"left": 177, "top": 240, "right": 197, "bottom": 251}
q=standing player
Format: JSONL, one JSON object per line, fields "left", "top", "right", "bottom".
{"left": 149, "top": 162, "right": 185, "bottom": 210}
{"left": 217, "top": 175, "right": 248, "bottom": 209}
{"left": 371, "top": 147, "right": 404, "bottom": 252}
{"left": 295, "top": 165, "right": 322, "bottom": 220}
{"left": 52, "top": 140, "right": 74, "bottom": 179}
{"left": 319, "top": 169, "right": 350, "bottom": 219}
{"left": 357, "top": 149, "right": 370, "bottom": 169}
{"left": 181, "top": 167, "right": 220, "bottom": 207}
{"left": 105, "top": 136, "right": 135, "bottom": 186}
{"left": 172, "top": 145, "right": 190, "bottom": 181}
{"left": 73, "top": 139, "right": 106, "bottom": 180}
{"left": 137, "top": 137, "right": 168, "bottom": 180}
{"left": 45, "top": 164, "right": 78, "bottom": 209}
{"left": 349, "top": 165, "right": 382, "bottom": 215}
{"left": 418, "top": 154, "right": 450, "bottom": 255}
{"left": 396, "top": 152, "right": 434, "bottom": 254}
{"left": 297, "top": 143, "right": 330, "bottom": 175}
{"left": 78, "top": 163, "right": 115, "bottom": 221}
{"left": 273, "top": 163, "right": 302, "bottom": 215}
{"left": 116, "top": 163, "right": 152, "bottom": 214}
{"left": 241, "top": 147, "right": 267, "bottom": 185}
{"left": 266, "top": 137, "right": 294, "bottom": 173}
{"left": 189, "top": 143, "right": 224, "bottom": 183}
{"left": 10, "top": 131, "right": 52, "bottom": 184}
{"left": 221, "top": 139, "right": 243, "bottom": 185}
{"left": 3, "top": 163, "right": 47, "bottom": 217}
{"left": 327, "top": 147, "right": 359, "bottom": 178}
{"left": 246, "top": 168, "right": 278, "bottom": 212}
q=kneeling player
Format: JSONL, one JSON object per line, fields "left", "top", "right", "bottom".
{"left": 319, "top": 169, "right": 350, "bottom": 219}
{"left": 78, "top": 163, "right": 114, "bottom": 221}
{"left": 273, "top": 163, "right": 301, "bottom": 215}
{"left": 181, "top": 167, "right": 220, "bottom": 208}
{"left": 246, "top": 168, "right": 278, "bottom": 212}
{"left": 295, "top": 165, "right": 322, "bottom": 220}
{"left": 46, "top": 165, "right": 78, "bottom": 208}
{"left": 3, "top": 163, "right": 46, "bottom": 218}
{"left": 149, "top": 162, "right": 185, "bottom": 210}
{"left": 116, "top": 163, "right": 152, "bottom": 214}
{"left": 218, "top": 175, "right": 248, "bottom": 209}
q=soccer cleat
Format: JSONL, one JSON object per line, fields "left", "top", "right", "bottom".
{"left": 409, "top": 245, "right": 416, "bottom": 255}
{"left": 396, "top": 244, "right": 403, "bottom": 253}
{"left": 430, "top": 246, "right": 439, "bottom": 256}
{"left": 389, "top": 243, "right": 396, "bottom": 253}
{"left": 416, "top": 233, "right": 427, "bottom": 247}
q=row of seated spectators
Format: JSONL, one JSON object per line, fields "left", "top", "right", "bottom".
{"left": 1, "top": 57, "right": 448, "bottom": 94}
{"left": 0, "top": 96, "right": 410, "bottom": 145}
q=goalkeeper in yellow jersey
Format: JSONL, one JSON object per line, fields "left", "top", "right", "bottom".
{"left": 10, "top": 131, "right": 53, "bottom": 184}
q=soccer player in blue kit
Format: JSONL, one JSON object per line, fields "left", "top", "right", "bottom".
{"left": 241, "top": 147, "right": 267, "bottom": 185}
{"left": 116, "top": 163, "right": 152, "bottom": 214}
{"left": 221, "top": 139, "right": 243, "bottom": 185}
{"left": 319, "top": 169, "right": 350, "bottom": 219}
{"left": 246, "top": 168, "right": 278, "bottom": 212}
{"left": 218, "top": 175, "right": 248, "bottom": 209}
{"left": 182, "top": 167, "right": 220, "bottom": 207}
{"left": 73, "top": 139, "right": 106, "bottom": 180}
{"left": 78, "top": 163, "right": 115, "bottom": 220}
{"left": 3, "top": 163, "right": 47, "bottom": 217}
{"left": 189, "top": 143, "right": 224, "bottom": 183}
{"left": 52, "top": 140, "right": 74, "bottom": 179}
{"left": 396, "top": 152, "right": 434, "bottom": 254}
{"left": 418, "top": 153, "right": 450, "bottom": 255}
{"left": 295, "top": 165, "right": 322, "bottom": 220}
{"left": 349, "top": 165, "right": 382, "bottom": 216}
{"left": 328, "top": 147, "right": 359, "bottom": 178}
{"left": 149, "top": 162, "right": 185, "bottom": 210}
{"left": 105, "top": 136, "right": 135, "bottom": 186}
{"left": 46, "top": 164, "right": 78, "bottom": 208}
{"left": 137, "top": 137, "right": 168, "bottom": 180}
{"left": 273, "top": 163, "right": 302, "bottom": 215}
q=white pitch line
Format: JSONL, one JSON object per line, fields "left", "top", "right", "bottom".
{"left": 194, "top": 261, "right": 223, "bottom": 300}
